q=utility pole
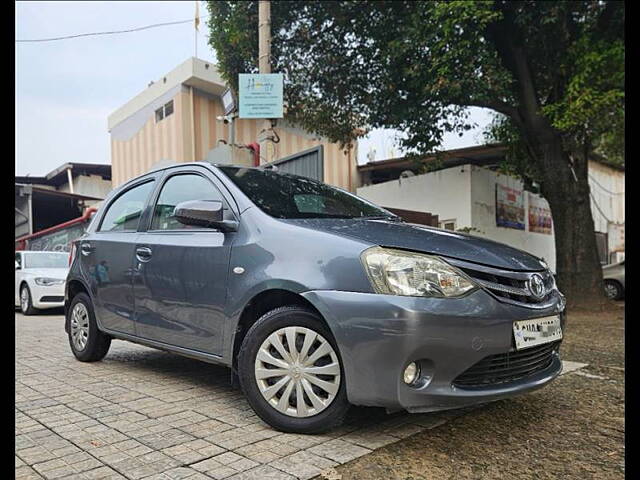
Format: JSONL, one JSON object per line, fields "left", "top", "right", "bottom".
{"left": 258, "top": 0, "right": 273, "bottom": 164}
{"left": 258, "top": 0, "right": 271, "bottom": 74}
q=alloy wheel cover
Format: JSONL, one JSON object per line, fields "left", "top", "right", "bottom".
{"left": 254, "top": 326, "right": 341, "bottom": 418}
{"left": 70, "top": 303, "right": 90, "bottom": 351}
{"left": 20, "top": 288, "right": 29, "bottom": 311}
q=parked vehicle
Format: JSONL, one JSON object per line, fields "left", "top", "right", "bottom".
{"left": 603, "top": 260, "right": 625, "bottom": 300}
{"left": 65, "top": 163, "right": 566, "bottom": 433}
{"left": 15, "top": 251, "right": 69, "bottom": 315}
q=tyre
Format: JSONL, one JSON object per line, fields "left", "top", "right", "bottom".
{"left": 67, "top": 292, "right": 111, "bottom": 362}
{"left": 604, "top": 280, "right": 624, "bottom": 301}
{"left": 238, "top": 306, "right": 349, "bottom": 433}
{"left": 20, "top": 284, "right": 38, "bottom": 316}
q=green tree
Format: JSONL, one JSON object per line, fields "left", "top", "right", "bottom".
{"left": 207, "top": 0, "right": 624, "bottom": 306}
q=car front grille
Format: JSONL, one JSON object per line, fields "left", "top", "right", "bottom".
{"left": 452, "top": 341, "right": 560, "bottom": 389}
{"left": 445, "top": 258, "right": 557, "bottom": 308}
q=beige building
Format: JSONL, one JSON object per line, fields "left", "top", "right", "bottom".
{"left": 108, "top": 57, "right": 357, "bottom": 190}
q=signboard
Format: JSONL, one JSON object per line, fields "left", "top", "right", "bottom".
{"left": 495, "top": 183, "right": 525, "bottom": 230}
{"left": 221, "top": 88, "right": 236, "bottom": 115}
{"left": 528, "top": 193, "right": 553, "bottom": 234}
{"left": 238, "top": 73, "right": 283, "bottom": 119}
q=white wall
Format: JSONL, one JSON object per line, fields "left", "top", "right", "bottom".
{"left": 588, "top": 160, "right": 625, "bottom": 261}
{"left": 356, "top": 162, "right": 625, "bottom": 272}
{"left": 357, "top": 164, "right": 557, "bottom": 271}
{"left": 356, "top": 167, "right": 473, "bottom": 227}
{"left": 58, "top": 174, "right": 112, "bottom": 199}
{"left": 469, "top": 166, "right": 556, "bottom": 271}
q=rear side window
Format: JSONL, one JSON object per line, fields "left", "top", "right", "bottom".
{"left": 151, "top": 174, "right": 229, "bottom": 230}
{"left": 99, "top": 181, "right": 155, "bottom": 232}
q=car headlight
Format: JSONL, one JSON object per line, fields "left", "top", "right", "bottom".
{"left": 361, "top": 247, "right": 477, "bottom": 297}
{"left": 34, "top": 277, "right": 65, "bottom": 286}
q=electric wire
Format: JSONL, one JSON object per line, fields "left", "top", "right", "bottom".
{"left": 589, "top": 191, "right": 621, "bottom": 225}
{"left": 17, "top": 15, "right": 209, "bottom": 43}
{"left": 588, "top": 173, "right": 624, "bottom": 196}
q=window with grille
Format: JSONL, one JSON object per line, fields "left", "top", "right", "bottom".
{"left": 155, "top": 100, "right": 174, "bottom": 123}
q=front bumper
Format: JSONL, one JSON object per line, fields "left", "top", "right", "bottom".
{"left": 302, "top": 288, "right": 565, "bottom": 412}
{"left": 31, "top": 282, "right": 66, "bottom": 309}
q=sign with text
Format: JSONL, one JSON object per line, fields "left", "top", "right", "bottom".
{"left": 496, "top": 183, "right": 525, "bottom": 230}
{"left": 528, "top": 192, "right": 553, "bottom": 234}
{"left": 238, "top": 73, "right": 284, "bottom": 119}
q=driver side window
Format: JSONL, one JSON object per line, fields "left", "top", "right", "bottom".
{"left": 151, "top": 173, "right": 229, "bottom": 230}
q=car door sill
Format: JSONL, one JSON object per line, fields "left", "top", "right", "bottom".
{"left": 101, "top": 327, "right": 228, "bottom": 367}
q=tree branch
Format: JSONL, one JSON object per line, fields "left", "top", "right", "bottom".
{"left": 463, "top": 100, "right": 519, "bottom": 120}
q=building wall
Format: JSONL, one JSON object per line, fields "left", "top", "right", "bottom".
{"left": 110, "top": 87, "right": 356, "bottom": 191}
{"left": 588, "top": 160, "right": 625, "bottom": 261}
{"left": 469, "top": 166, "right": 556, "bottom": 271}
{"left": 356, "top": 162, "right": 625, "bottom": 272}
{"left": 191, "top": 91, "right": 356, "bottom": 190}
{"left": 58, "top": 174, "right": 113, "bottom": 199}
{"left": 15, "top": 194, "right": 31, "bottom": 238}
{"left": 111, "top": 87, "right": 188, "bottom": 187}
{"left": 356, "top": 167, "right": 473, "bottom": 227}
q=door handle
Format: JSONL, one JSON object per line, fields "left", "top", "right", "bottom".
{"left": 135, "top": 246, "right": 153, "bottom": 262}
{"left": 80, "top": 243, "right": 94, "bottom": 256}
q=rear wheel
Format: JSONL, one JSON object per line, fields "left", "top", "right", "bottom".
{"left": 604, "top": 280, "right": 623, "bottom": 301}
{"left": 20, "top": 285, "right": 38, "bottom": 316}
{"left": 67, "top": 292, "right": 111, "bottom": 362}
{"left": 238, "top": 306, "right": 349, "bottom": 433}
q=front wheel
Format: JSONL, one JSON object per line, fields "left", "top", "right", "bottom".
{"left": 238, "top": 306, "right": 349, "bottom": 433}
{"left": 67, "top": 292, "right": 111, "bottom": 362}
{"left": 604, "top": 280, "right": 624, "bottom": 301}
{"left": 20, "top": 285, "right": 38, "bottom": 316}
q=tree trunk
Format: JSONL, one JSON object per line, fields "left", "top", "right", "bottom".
{"left": 533, "top": 136, "right": 605, "bottom": 308}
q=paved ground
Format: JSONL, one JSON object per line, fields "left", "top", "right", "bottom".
{"left": 15, "top": 306, "right": 618, "bottom": 480}
{"left": 15, "top": 311, "right": 470, "bottom": 480}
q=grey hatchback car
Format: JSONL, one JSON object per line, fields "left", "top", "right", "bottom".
{"left": 65, "top": 162, "right": 566, "bottom": 433}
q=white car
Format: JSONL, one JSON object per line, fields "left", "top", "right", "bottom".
{"left": 15, "top": 251, "right": 69, "bottom": 315}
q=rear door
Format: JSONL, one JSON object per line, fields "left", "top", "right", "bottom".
{"left": 132, "top": 166, "right": 238, "bottom": 355}
{"left": 79, "top": 177, "right": 156, "bottom": 335}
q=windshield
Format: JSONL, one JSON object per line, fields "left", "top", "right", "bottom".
{"left": 23, "top": 252, "right": 68, "bottom": 269}
{"left": 218, "top": 166, "right": 397, "bottom": 220}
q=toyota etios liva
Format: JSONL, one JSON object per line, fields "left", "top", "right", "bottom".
{"left": 65, "top": 162, "right": 565, "bottom": 433}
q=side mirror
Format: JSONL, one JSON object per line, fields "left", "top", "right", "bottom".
{"left": 173, "top": 200, "right": 238, "bottom": 232}
{"left": 15, "top": 261, "right": 20, "bottom": 270}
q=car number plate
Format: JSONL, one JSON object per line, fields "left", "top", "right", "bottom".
{"left": 513, "top": 315, "right": 563, "bottom": 350}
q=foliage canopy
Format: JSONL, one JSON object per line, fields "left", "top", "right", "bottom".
{"left": 207, "top": 0, "right": 624, "bottom": 166}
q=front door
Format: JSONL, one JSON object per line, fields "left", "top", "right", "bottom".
{"left": 133, "top": 169, "right": 236, "bottom": 356}
{"left": 79, "top": 179, "right": 156, "bottom": 335}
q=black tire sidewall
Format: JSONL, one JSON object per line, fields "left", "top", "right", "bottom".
{"left": 238, "top": 307, "right": 349, "bottom": 433}
{"left": 20, "top": 285, "right": 36, "bottom": 315}
{"left": 604, "top": 280, "right": 623, "bottom": 300}
{"left": 67, "top": 292, "right": 110, "bottom": 362}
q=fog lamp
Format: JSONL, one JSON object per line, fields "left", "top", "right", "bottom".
{"left": 403, "top": 362, "right": 420, "bottom": 385}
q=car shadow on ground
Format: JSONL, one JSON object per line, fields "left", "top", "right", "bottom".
{"left": 16, "top": 306, "right": 65, "bottom": 316}
{"left": 103, "top": 342, "right": 409, "bottom": 428}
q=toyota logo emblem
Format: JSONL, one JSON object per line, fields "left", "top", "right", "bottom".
{"left": 528, "top": 274, "right": 546, "bottom": 299}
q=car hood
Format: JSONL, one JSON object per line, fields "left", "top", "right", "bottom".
{"left": 21, "top": 267, "right": 68, "bottom": 279}
{"left": 282, "top": 218, "right": 546, "bottom": 271}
